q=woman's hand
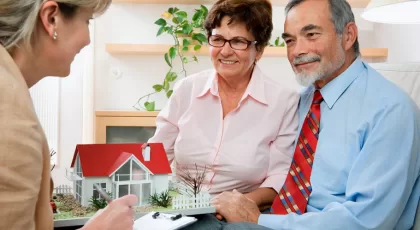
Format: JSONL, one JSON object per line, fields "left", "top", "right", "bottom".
{"left": 81, "top": 194, "right": 138, "bottom": 230}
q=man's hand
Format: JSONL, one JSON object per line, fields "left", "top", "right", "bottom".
{"left": 212, "top": 189, "right": 261, "bottom": 224}
{"left": 81, "top": 194, "right": 138, "bottom": 230}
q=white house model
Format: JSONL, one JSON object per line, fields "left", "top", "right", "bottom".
{"left": 66, "top": 143, "right": 172, "bottom": 207}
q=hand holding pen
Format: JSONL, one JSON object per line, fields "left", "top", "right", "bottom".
{"left": 80, "top": 184, "right": 138, "bottom": 230}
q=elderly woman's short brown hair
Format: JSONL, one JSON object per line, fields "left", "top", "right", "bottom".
{"left": 204, "top": 0, "right": 273, "bottom": 51}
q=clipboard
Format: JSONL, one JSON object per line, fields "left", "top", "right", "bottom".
{"left": 133, "top": 212, "right": 197, "bottom": 230}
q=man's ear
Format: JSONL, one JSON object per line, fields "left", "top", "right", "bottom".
{"left": 343, "top": 22, "right": 358, "bottom": 52}
{"left": 38, "top": 1, "right": 60, "bottom": 39}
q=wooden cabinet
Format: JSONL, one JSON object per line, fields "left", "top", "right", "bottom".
{"left": 95, "top": 111, "right": 159, "bottom": 144}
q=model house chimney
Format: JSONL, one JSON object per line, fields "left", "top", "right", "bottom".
{"left": 142, "top": 143, "right": 150, "bottom": 161}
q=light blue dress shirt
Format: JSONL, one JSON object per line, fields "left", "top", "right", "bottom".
{"left": 259, "top": 58, "right": 420, "bottom": 230}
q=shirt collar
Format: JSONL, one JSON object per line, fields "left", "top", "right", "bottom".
{"left": 320, "top": 57, "right": 365, "bottom": 109}
{"left": 197, "top": 65, "right": 268, "bottom": 105}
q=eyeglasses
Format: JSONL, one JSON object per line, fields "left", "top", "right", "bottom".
{"left": 208, "top": 35, "right": 257, "bottom": 50}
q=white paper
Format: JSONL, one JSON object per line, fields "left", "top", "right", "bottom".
{"left": 133, "top": 212, "right": 197, "bottom": 230}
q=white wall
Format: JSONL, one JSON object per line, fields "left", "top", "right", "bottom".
{"left": 51, "top": 46, "right": 88, "bottom": 187}
{"left": 373, "top": 23, "right": 420, "bottom": 63}
{"left": 93, "top": 4, "right": 377, "bottom": 111}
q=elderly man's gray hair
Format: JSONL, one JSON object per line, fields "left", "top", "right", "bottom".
{"left": 285, "top": 0, "right": 360, "bottom": 57}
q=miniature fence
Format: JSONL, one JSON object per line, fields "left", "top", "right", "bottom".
{"left": 172, "top": 193, "right": 211, "bottom": 209}
{"left": 53, "top": 185, "right": 73, "bottom": 195}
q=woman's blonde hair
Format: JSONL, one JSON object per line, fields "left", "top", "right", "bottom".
{"left": 0, "top": 0, "right": 111, "bottom": 52}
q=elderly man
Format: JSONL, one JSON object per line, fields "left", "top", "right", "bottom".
{"left": 213, "top": 0, "right": 420, "bottom": 229}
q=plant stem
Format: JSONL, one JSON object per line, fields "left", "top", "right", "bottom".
{"left": 133, "top": 91, "right": 159, "bottom": 110}
{"left": 171, "top": 33, "right": 187, "bottom": 78}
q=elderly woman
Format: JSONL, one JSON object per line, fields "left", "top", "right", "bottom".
{"left": 148, "top": 0, "right": 299, "bottom": 228}
{"left": 0, "top": 0, "right": 137, "bottom": 229}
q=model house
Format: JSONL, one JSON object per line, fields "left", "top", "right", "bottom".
{"left": 66, "top": 143, "right": 172, "bottom": 207}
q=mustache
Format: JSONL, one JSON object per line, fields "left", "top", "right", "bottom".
{"left": 293, "top": 55, "right": 321, "bottom": 65}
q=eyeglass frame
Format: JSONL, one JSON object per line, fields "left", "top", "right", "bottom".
{"left": 207, "top": 35, "right": 258, "bottom": 50}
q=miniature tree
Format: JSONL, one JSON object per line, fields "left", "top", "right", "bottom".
{"left": 175, "top": 163, "right": 208, "bottom": 198}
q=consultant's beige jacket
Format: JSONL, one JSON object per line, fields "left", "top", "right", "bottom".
{"left": 0, "top": 45, "right": 54, "bottom": 230}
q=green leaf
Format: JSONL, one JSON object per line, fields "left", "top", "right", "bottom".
{"left": 166, "top": 90, "right": 173, "bottom": 98}
{"left": 165, "top": 72, "right": 177, "bottom": 82}
{"left": 193, "top": 56, "right": 198, "bottom": 63}
{"left": 182, "top": 46, "right": 189, "bottom": 52}
{"left": 173, "top": 7, "right": 180, "bottom": 13}
{"left": 175, "top": 11, "right": 187, "bottom": 19}
{"left": 164, "top": 53, "right": 172, "bottom": 67}
{"left": 182, "top": 24, "right": 193, "bottom": 34}
{"left": 192, "top": 10, "right": 203, "bottom": 21}
{"left": 169, "top": 47, "right": 176, "bottom": 60}
{"left": 156, "top": 26, "right": 165, "bottom": 36}
{"left": 194, "top": 45, "right": 201, "bottom": 51}
{"left": 163, "top": 80, "right": 170, "bottom": 91}
{"left": 144, "top": 101, "right": 155, "bottom": 111}
{"left": 192, "top": 33, "right": 207, "bottom": 43}
{"left": 165, "top": 25, "right": 173, "bottom": 34}
{"left": 274, "top": 37, "right": 279, "bottom": 46}
{"left": 183, "top": 39, "right": 191, "bottom": 47}
{"left": 153, "top": 84, "right": 163, "bottom": 92}
{"left": 182, "top": 57, "right": 188, "bottom": 63}
{"left": 174, "top": 30, "right": 184, "bottom": 35}
{"left": 172, "top": 17, "right": 179, "bottom": 24}
{"left": 168, "top": 7, "right": 174, "bottom": 14}
{"left": 280, "top": 41, "right": 285, "bottom": 47}
{"left": 154, "top": 18, "right": 167, "bottom": 26}
{"left": 201, "top": 5, "right": 208, "bottom": 17}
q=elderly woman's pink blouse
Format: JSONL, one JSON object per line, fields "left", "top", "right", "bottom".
{"left": 148, "top": 66, "right": 299, "bottom": 195}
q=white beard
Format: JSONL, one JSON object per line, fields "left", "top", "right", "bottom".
{"left": 295, "top": 69, "right": 325, "bottom": 87}
{"left": 294, "top": 40, "right": 346, "bottom": 87}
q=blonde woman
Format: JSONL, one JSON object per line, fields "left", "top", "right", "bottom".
{"left": 0, "top": 0, "right": 137, "bottom": 230}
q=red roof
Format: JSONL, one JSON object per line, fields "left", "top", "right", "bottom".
{"left": 70, "top": 143, "right": 172, "bottom": 177}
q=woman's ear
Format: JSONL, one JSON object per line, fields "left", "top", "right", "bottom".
{"left": 255, "top": 48, "right": 264, "bottom": 63}
{"left": 38, "top": 1, "right": 60, "bottom": 40}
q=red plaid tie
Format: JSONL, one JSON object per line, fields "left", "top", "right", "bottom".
{"left": 270, "top": 90, "right": 323, "bottom": 214}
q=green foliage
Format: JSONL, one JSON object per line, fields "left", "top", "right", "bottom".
{"left": 149, "top": 190, "right": 171, "bottom": 208}
{"left": 134, "top": 5, "right": 209, "bottom": 111}
{"left": 89, "top": 192, "right": 113, "bottom": 211}
{"left": 269, "top": 36, "right": 285, "bottom": 47}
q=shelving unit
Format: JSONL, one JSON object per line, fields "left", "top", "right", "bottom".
{"left": 105, "top": 44, "right": 389, "bottom": 59}
{"left": 112, "top": 0, "right": 370, "bottom": 8}
{"left": 95, "top": 111, "right": 159, "bottom": 144}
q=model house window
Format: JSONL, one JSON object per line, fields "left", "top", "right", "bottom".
{"left": 116, "top": 161, "right": 130, "bottom": 181}
{"left": 115, "top": 158, "right": 147, "bottom": 181}
{"left": 115, "top": 183, "right": 151, "bottom": 206}
{"left": 132, "top": 161, "right": 146, "bottom": 180}
{"left": 93, "top": 183, "right": 107, "bottom": 199}
{"left": 141, "top": 183, "right": 151, "bottom": 206}
{"left": 112, "top": 157, "right": 152, "bottom": 206}
{"left": 75, "top": 156, "right": 83, "bottom": 203}
{"left": 119, "top": 184, "right": 129, "bottom": 197}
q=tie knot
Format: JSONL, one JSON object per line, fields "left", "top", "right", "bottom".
{"left": 312, "top": 90, "right": 323, "bottom": 104}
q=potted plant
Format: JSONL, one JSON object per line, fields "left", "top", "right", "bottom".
{"left": 133, "top": 5, "right": 209, "bottom": 111}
